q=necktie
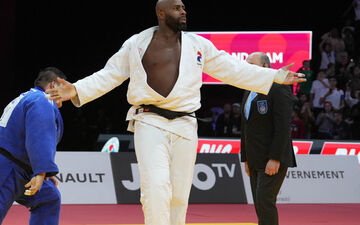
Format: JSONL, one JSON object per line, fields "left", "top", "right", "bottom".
{"left": 245, "top": 91, "right": 257, "bottom": 120}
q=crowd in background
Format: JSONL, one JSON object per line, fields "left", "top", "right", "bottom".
{"left": 198, "top": 15, "right": 360, "bottom": 140}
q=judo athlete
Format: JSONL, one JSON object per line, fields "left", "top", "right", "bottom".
{"left": 47, "top": 1, "right": 306, "bottom": 224}
{"left": 0, "top": 67, "right": 66, "bottom": 225}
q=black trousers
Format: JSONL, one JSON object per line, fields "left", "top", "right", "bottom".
{"left": 249, "top": 167, "right": 288, "bottom": 225}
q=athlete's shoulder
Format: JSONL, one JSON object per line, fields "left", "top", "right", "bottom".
{"left": 184, "top": 32, "right": 216, "bottom": 52}
{"left": 22, "top": 88, "right": 55, "bottom": 108}
{"left": 184, "top": 32, "right": 208, "bottom": 43}
{"left": 121, "top": 26, "right": 156, "bottom": 49}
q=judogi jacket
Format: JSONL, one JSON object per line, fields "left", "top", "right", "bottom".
{"left": 0, "top": 87, "right": 62, "bottom": 176}
{"left": 72, "top": 26, "right": 288, "bottom": 140}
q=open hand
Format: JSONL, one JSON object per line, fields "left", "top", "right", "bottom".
{"left": 46, "top": 77, "right": 77, "bottom": 106}
{"left": 24, "top": 173, "right": 46, "bottom": 196}
{"left": 281, "top": 63, "right": 307, "bottom": 85}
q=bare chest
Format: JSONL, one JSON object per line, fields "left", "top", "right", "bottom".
{"left": 140, "top": 38, "right": 182, "bottom": 97}
{"left": 142, "top": 40, "right": 181, "bottom": 69}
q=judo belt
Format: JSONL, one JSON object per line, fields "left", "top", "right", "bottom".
{"left": 0, "top": 147, "right": 33, "bottom": 174}
{"left": 136, "top": 104, "right": 208, "bottom": 122}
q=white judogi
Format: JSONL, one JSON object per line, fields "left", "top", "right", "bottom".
{"left": 72, "top": 26, "right": 288, "bottom": 225}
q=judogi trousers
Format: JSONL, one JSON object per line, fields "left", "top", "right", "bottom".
{"left": 134, "top": 121, "right": 198, "bottom": 225}
{"left": 249, "top": 167, "right": 288, "bottom": 225}
{"left": 0, "top": 155, "right": 61, "bottom": 225}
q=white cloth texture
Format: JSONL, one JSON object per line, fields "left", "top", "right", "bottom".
{"left": 134, "top": 121, "right": 198, "bottom": 225}
{"left": 325, "top": 89, "right": 344, "bottom": 110}
{"left": 310, "top": 79, "right": 329, "bottom": 108}
{"left": 70, "top": 26, "right": 290, "bottom": 225}
{"left": 72, "top": 26, "right": 285, "bottom": 139}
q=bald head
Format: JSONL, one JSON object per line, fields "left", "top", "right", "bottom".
{"left": 156, "top": 0, "right": 169, "bottom": 12}
{"left": 246, "top": 52, "right": 271, "bottom": 68}
{"left": 155, "top": 0, "right": 187, "bottom": 32}
{"left": 156, "top": 0, "right": 183, "bottom": 15}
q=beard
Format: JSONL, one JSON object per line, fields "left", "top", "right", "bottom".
{"left": 165, "top": 14, "right": 187, "bottom": 32}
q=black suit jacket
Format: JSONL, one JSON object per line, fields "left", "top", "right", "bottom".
{"left": 240, "top": 83, "right": 297, "bottom": 169}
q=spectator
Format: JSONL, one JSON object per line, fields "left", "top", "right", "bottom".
{"left": 319, "top": 42, "right": 336, "bottom": 70}
{"left": 310, "top": 71, "right": 329, "bottom": 116}
{"left": 216, "top": 103, "right": 233, "bottom": 137}
{"left": 294, "top": 92, "right": 308, "bottom": 110}
{"left": 210, "top": 106, "right": 224, "bottom": 131}
{"left": 321, "top": 27, "right": 346, "bottom": 53}
{"left": 197, "top": 107, "right": 216, "bottom": 137}
{"left": 332, "top": 110, "right": 351, "bottom": 140}
{"left": 230, "top": 103, "right": 241, "bottom": 137}
{"left": 345, "top": 86, "right": 360, "bottom": 108}
{"left": 341, "top": 25, "right": 356, "bottom": 58}
{"left": 335, "top": 51, "right": 352, "bottom": 87}
{"left": 291, "top": 110, "right": 305, "bottom": 139}
{"left": 325, "top": 63, "right": 336, "bottom": 77}
{"left": 315, "top": 101, "right": 335, "bottom": 139}
{"left": 300, "top": 97, "right": 316, "bottom": 139}
{"left": 320, "top": 76, "right": 345, "bottom": 110}
{"left": 350, "top": 96, "right": 360, "bottom": 139}
{"left": 353, "top": 0, "right": 360, "bottom": 52}
{"left": 296, "top": 60, "right": 313, "bottom": 95}
{"left": 348, "top": 64, "right": 360, "bottom": 94}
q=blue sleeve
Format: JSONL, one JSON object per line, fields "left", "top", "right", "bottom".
{"left": 25, "top": 96, "right": 59, "bottom": 176}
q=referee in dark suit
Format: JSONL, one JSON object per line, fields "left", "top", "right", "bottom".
{"left": 240, "top": 52, "right": 297, "bottom": 225}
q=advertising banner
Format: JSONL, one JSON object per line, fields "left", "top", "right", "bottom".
{"left": 241, "top": 155, "right": 360, "bottom": 203}
{"left": 321, "top": 141, "right": 360, "bottom": 164}
{"left": 110, "top": 152, "right": 140, "bottom": 204}
{"left": 189, "top": 154, "right": 247, "bottom": 203}
{"left": 197, "top": 138, "right": 240, "bottom": 154}
{"left": 55, "top": 152, "right": 116, "bottom": 204}
{"left": 195, "top": 31, "right": 312, "bottom": 84}
{"left": 110, "top": 152, "right": 247, "bottom": 203}
{"left": 197, "top": 138, "right": 313, "bottom": 155}
{"left": 292, "top": 141, "right": 313, "bottom": 154}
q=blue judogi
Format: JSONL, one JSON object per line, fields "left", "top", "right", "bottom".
{"left": 0, "top": 86, "right": 63, "bottom": 225}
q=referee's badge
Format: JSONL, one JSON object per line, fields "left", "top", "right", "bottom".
{"left": 257, "top": 100, "right": 268, "bottom": 114}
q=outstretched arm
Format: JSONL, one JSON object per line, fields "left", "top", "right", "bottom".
{"left": 47, "top": 37, "right": 132, "bottom": 107}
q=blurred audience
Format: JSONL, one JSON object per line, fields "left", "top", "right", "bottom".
{"left": 319, "top": 42, "right": 336, "bottom": 70}
{"left": 332, "top": 110, "right": 351, "bottom": 140}
{"left": 296, "top": 60, "right": 314, "bottom": 95}
{"left": 291, "top": 110, "right": 305, "bottom": 139}
{"left": 230, "top": 103, "right": 241, "bottom": 137}
{"left": 215, "top": 103, "right": 241, "bottom": 137}
{"left": 316, "top": 101, "right": 335, "bottom": 139}
{"left": 215, "top": 103, "right": 233, "bottom": 137}
{"left": 320, "top": 76, "right": 345, "bottom": 110}
{"left": 310, "top": 71, "right": 329, "bottom": 116}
